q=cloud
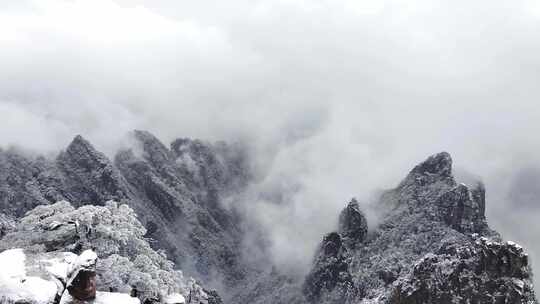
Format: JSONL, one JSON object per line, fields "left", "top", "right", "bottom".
{"left": 1, "top": 0, "right": 540, "bottom": 288}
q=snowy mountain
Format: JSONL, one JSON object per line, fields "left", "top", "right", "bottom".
{"left": 0, "top": 133, "right": 537, "bottom": 304}
{"left": 0, "top": 131, "right": 250, "bottom": 303}
{"left": 301, "top": 152, "right": 536, "bottom": 303}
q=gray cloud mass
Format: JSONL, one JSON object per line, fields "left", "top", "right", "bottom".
{"left": 1, "top": 0, "right": 540, "bottom": 290}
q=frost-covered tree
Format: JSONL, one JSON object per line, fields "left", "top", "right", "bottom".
{"left": 0, "top": 201, "right": 195, "bottom": 300}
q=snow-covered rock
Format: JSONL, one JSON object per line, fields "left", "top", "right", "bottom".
{"left": 302, "top": 152, "right": 537, "bottom": 304}
{"left": 65, "top": 249, "right": 98, "bottom": 301}
{"left": 59, "top": 291, "right": 140, "bottom": 304}
{"left": 163, "top": 293, "right": 186, "bottom": 304}
{"left": 0, "top": 248, "right": 58, "bottom": 304}
{"left": 0, "top": 248, "right": 143, "bottom": 304}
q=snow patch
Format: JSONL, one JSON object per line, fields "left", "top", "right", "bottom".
{"left": 76, "top": 249, "right": 98, "bottom": 268}
{"left": 0, "top": 248, "right": 57, "bottom": 304}
{"left": 59, "top": 291, "right": 140, "bottom": 304}
{"left": 94, "top": 291, "right": 141, "bottom": 304}
{"left": 163, "top": 293, "right": 186, "bottom": 304}
{"left": 507, "top": 241, "right": 523, "bottom": 251}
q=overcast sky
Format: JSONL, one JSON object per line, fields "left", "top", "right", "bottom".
{"left": 1, "top": 0, "right": 540, "bottom": 287}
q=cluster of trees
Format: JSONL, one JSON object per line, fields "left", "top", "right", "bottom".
{"left": 0, "top": 200, "right": 194, "bottom": 300}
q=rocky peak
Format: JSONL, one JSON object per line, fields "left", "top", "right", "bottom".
{"left": 302, "top": 152, "right": 536, "bottom": 304}
{"left": 400, "top": 152, "right": 455, "bottom": 188}
{"left": 302, "top": 199, "right": 368, "bottom": 303}
{"left": 132, "top": 130, "right": 173, "bottom": 166}
{"left": 56, "top": 135, "right": 128, "bottom": 205}
{"left": 412, "top": 152, "right": 453, "bottom": 177}
{"left": 61, "top": 135, "right": 109, "bottom": 171}
{"left": 390, "top": 236, "right": 536, "bottom": 303}
{"left": 303, "top": 232, "right": 356, "bottom": 303}
{"left": 383, "top": 152, "right": 488, "bottom": 234}
{"left": 338, "top": 198, "right": 368, "bottom": 248}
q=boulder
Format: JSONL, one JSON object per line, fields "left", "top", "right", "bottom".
{"left": 163, "top": 293, "right": 186, "bottom": 304}
{"left": 65, "top": 249, "right": 98, "bottom": 300}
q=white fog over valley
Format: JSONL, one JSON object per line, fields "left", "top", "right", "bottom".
{"left": 1, "top": 0, "right": 540, "bottom": 301}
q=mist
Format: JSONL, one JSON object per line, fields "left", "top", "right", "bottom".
{"left": 1, "top": 0, "right": 540, "bottom": 289}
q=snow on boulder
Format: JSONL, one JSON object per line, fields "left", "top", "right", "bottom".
{"left": 94, "top": 291, "right": 140, "bottom": 304}
{"left": 73, "top": 249, "right": 98, "bottom": 270}
{"left": 0, "top": 248, "right": 58, "bottom": 304}
{"left": 163, "top": 293, "right": 186, "bottom": 304}
{"left": 65, "top": 249, "right": 98, "bottom": 300}
{"left": 43, "top": 252, "right": 79, "bottom": 283}
{"left": 59, "top": 291, "right": 140, "bottom": 304}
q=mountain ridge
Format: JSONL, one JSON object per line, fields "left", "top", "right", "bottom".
{"left": 0, "top": 135, "right": 537, "bottom": 304}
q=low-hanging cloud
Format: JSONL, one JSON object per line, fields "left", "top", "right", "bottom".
{"left": 2, "top": 0, "right": 540, "bottom": 288}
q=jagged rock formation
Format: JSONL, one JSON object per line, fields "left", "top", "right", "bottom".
{"left": 338, "top": 199, "right": 368, "bottom": 249}
{"left": 303, "top": 152, "right": 537, "bottom": 303}
{"left": 302, "top": 199, "right": 367, "bottom": 303}
{"left": 390, "top": 238, "right": 533, "bottom": 303}
{"left": 303, "top": 232, "right": 357, "bottom": 303}
{"left": 0, "top": 131, "right": 250, "bottom": 301}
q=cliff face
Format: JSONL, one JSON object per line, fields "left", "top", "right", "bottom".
{"left": 0, "top": 131, "right": 251, "bottom": 299}
{"left": 303, "top": 152, "right": 536, "bottom": 304}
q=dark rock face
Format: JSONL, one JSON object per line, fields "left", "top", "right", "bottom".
{"left": 436, "top": 183, "right": 487, "bottom": 233}
{"left": 303, "top": 232, "right": 356, "bottom": 303}
{"left": 67, "top": 269, "right": 97, "bottom": 300}
{"left": 302, "top": 200, "right": 367, "bottom": 303}
{"left": 302, "top": 152, "right": 537, "bottom": 304}
{"left": 0, "top": 131, "right": 251, "bottom": 299}
{"left": 0, "top": 213, "right": 15, "bottom": 237}
{"left": 338, "top": 199, "right": 368, "bottom": 249}
{"left": 205, "top": 289, "right": 224, "bottom": 304}
{"left": 390, "top": 238, "right": 535, "bottom": 304}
